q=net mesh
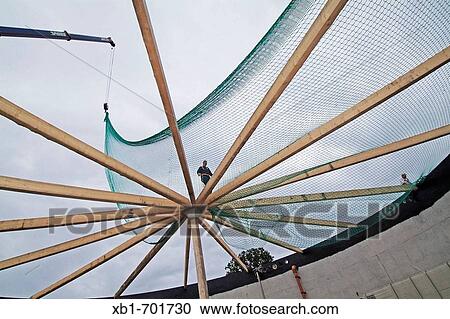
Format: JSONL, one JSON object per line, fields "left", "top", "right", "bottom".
{"left": 104, "top": 0, "right": 450, "bottom": 249}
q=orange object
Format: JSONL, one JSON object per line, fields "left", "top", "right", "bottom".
{"left": 291, "top": 265, "right": 307, "bottom": 298}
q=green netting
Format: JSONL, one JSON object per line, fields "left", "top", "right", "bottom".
{"left": 104, "top": 0, "right": 450, "bottom": 249}
{"left": 210, "top": 184, "right": 418, "bottom": 250}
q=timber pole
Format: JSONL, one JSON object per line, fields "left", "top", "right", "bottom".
{"left": 219, "top": 210, "right": 358, "bottom": 228}
{"left": 0, "top": 175, "right": 177, "bottom": 207}
{"left": 0, "top": 96, "right": 189, "bottom": 205}
{"left": 0, "top": 213, "right": 172, "bottom": 271}
{"left": 215, "top": 124, "right": 450, "bottom": 204}
{"left": 183, "top": 223, "right": 191, "bottom": 289}
{"left": 31, "top": 217, "right": 176, "bottom": 299}
{"left": 206, "top": 46, "right": 450, "bottom": 205}
{"left": 132, "top": 0, "right": 196, "bottom": 204}
{"left": 196, "top": 0, "right": 348, "bottom": 203}
{"left": 189, "top": 218, "right": 209, "bottom": 298}
{"left": 221, "top": 185, "right": 413, "bottom": 209}
{"left": 0, "top": 206, "right": 174, "bottom": 232}
{"left": 199, "top": 218, "right": 249, "bottom": 272}
{"left": 204, "top": 211, "right": 303, "bottom": 254}
{"left": 114, "top": 218, "right": 185, "bottom": 298}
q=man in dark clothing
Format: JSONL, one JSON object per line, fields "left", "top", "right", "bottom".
{"left": 197, "top": 160, "right": 213, "bottom": 185}
{"left": 401, "top": 173, "right": 411, "bottom": 185}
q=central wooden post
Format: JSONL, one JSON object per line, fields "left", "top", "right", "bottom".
{"left": 189, "top": 217, "right": 209, "bottom": 298}
{"left": 183, "top": 223, "right": 191, "bottom": 289}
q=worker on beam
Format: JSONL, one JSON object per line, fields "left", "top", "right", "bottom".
{"left": 197, "top": 160, "right": 213, "bottom": 186}
{"left": 401, "top": 173, "right": 411, "bottom": 185}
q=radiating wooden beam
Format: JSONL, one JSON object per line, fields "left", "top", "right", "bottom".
{"left": 206, "top": 46, "right": 450, "bottom": 205}
{"left": 218, "top": 210, "right": 357, "bottom": 228}
{"left": 0, "top": 211, "right": 175, "bottom": 271}
{"left": 183, "top": 222, "right": 191, "bottom": 289}
{"left": 31, "top": 217, "right": 176, "bottom": 299}
{"left": 189, "top": 218, "right": 209, "bottom": 299}
{"left": 0, "top": 175, "right": 177, "bottom": 208}
{"left": 0, "top": 206, "right": 174, "bottom": 232}
{"left": 203, "top": 211, "right": 303, "bottom": 253}
{"left": 216, "top": 124, "right": 450, "bottom": 205}
{"left": 114, "top": 218, "right": 185, "bottom": 298}
{"left": 221, "top": 185, "right": 413, "bottom": 209}
{"left": 133, "top": 0, "right": 196, "bottom": 203}
{"left": 198, "top": 218, "right": 249, "bottom": 272}
{"left": 0, "top": 96, "right": 189, "bottom": 205}
{"left": 196, "top": 0, "right": 348, "bottom": 203}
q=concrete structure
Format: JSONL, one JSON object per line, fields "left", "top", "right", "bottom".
{"left": 367, "top": 262, "right": 450, "bottom": 299}
{"left": 212, "top": 191, "right": 450, "bottom": 299}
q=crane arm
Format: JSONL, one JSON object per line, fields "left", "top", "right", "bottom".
{"left": 0, "top": 26, "right": 115, "bottom": 47}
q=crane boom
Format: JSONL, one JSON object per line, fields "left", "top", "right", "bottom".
{"left": 0, "top": 26, "right": 115, "bottom": 47}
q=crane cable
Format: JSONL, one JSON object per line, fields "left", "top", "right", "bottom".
{"left": 103, "top": 46, "right": 115, "bottom": 113}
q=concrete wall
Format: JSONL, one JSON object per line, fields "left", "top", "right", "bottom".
{"left": 367, "top": 262, "right": 450, "bottom": 299}
{"left": 212, "top": 191, "right": 450, "bottom": 299}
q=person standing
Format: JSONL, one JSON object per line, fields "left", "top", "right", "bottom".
{"left": 197, "top": 160, "right": 213, "bottom": 185}
{"left": 401, "top": 173, "right": 411, "bottom": 185}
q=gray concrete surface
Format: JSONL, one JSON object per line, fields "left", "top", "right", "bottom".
{"left": 212, "top": 191, "right": 450, "bottom": 299}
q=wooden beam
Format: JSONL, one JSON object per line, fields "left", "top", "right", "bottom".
{"left": 114, "top": 218, "right": 185, "bottom": 298}
{"left": 196, "top": 0, "right": 348, "bottom": 203}
{"left": 133, "top": 0, "right": 196, "bottom": 203}
{"left": 218, "top": 210, "right": 358, "bottom": 228}
{"left": 216, "top": 124, "right": 450, "bottom": 205}
{"left": 203, "top": 211, "right": 303, "bottom": 253}
{"left": 0, "top": 96, "right": 190, "bottom": 205}
{"left": 189, "top": 218, "right": 209, "bottom": 299}
{"left": 206, "top": 46, "right": 450, "bottom": 205}
{"left": 31, "top": 217, "right": 176, "bottom": 299}
{"left": 198, "top": 218, "right": 249, "bottom": 272}
{"left": 221, "top": 185, "right": 413, "bottom": 209}
{"left": 0, "top": 175, "right": 177, "bottom": 208}
{"left": 0, "top": 211, "right": 174, "bottom": 271}
{"left": 0, "top": 206, "right": 175, "bottom": 232}
{"left": 183, "top": 222, "right": 191, "bottom": 289}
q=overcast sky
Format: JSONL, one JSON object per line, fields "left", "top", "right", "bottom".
{"left": 0, "top": 0, "right": 293, "bottom": 298}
